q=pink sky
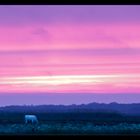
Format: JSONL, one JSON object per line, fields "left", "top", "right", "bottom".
{"left": 0, "top": 5, "right": 140, "bottom": 94}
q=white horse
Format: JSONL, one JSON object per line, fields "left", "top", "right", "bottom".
{"left": 25, "top": 115, "right": 38, "bottom": 124}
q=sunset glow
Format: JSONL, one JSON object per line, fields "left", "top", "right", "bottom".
{"left": 0, "top": 74, "right": 139, "bottom": 93}
{"left": 0, "top": 5, "right": 140, "bottom": 104}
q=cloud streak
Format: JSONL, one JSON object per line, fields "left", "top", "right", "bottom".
{"left": 0, "top": 5, "right": 139, "bottom": 100}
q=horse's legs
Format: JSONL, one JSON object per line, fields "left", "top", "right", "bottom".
{"left": 32, "top": 119, "right": 34, "bottom": 124}
{"left": 25, "top": 119, "right": 27, "bottom": 124}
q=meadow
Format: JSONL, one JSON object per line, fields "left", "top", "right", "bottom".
{"left": 0, "top": 104, "right": 140, "bottom": 135}
{"left": 0, "top": 112, "right": 140, "bottom": 135}
{"left": 0, "top": 123, "right": 140, "bottom": 135}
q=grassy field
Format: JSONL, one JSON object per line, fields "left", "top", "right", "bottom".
{"left": 0, "top": 123, "right": 140, "bottom": 135}
{"left": 0, "top": 111, "right": 140, "bottom": 135}
{"left": 1, "top": 112, "right": 140, "bottom": 124}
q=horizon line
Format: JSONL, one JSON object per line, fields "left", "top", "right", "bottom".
{"left": 1, "top": 101, "right": 140, "bottom": 108}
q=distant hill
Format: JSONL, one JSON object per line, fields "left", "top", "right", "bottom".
{"left": 0, "top": 102, "right": 140, "bottom": 116}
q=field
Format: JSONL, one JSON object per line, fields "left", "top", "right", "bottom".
{"left": 0, "top": 112, "right": 140, "bottom": 135}
{"left": 0, "top": 123, "right": 140, "bottom": 135}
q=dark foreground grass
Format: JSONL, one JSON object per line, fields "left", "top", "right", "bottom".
{"left": 0, "top": 123, "right": 140, "bottom": 135}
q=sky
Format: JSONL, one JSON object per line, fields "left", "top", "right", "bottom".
{"left": 0, "top": 5, "right": 140, "bottom": 105}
